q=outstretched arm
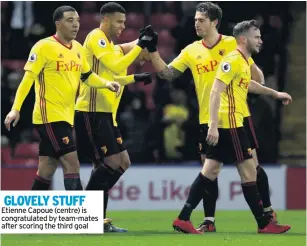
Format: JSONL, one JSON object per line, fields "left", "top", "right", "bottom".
{"left": 149, "top": 52, "right": 183, "bottom": 81}
{"left": 248, "top": 80, "right": 292, "bottom": 105}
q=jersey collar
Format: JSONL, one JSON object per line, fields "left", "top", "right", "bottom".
{"left": 202, "top": 34, "right": 222, "bottom": 50}
{"left": 52, "top": 35, "right": 73, "bottom": 50}
{"left": 236, "top": 48, "right": 249, "bottom": 65}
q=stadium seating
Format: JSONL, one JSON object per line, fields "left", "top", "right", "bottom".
{"left": 125, "top": 12, "right": 145, "bottom": 29}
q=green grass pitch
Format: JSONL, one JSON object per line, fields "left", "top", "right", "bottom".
{"left": 1, "top": 210, "right": 306, "bottom": 246}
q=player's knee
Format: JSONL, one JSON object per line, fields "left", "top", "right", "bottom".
{"left": 237, "top": 160, "right": 257, "bottom": 183}
{"left": 201, "top": 159, "right": 222, "bottom": 181}
{"left": 37, "top": 157, "right": 57, "bottom": 180}
{"left": 120, "top": 158, "right": 131, "bottom": 171}
{"left": 104, "top": 155, "right": 121, "bottom": 169}
{"left": 59, "top": 152, "right": 81, "bottom": 174}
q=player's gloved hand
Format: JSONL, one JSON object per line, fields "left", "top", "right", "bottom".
{"left": 137, "top": 26, "right": 154, "bottom": 49}
{"left": 134, "top": 72, "right": 152, "bottom": 85}
{"left": 139, "top": 25, "right": 158, "bottom": 53}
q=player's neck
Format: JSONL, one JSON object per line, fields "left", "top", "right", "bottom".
{"left": 54, "top": 32, "right": 72, "bottom": 46}
{"left": 99, "top": 24, "right": 112, "bottom": 42}
{"left": 237, "top": 46, "right": 251, "bottom": 60}
{"left": 202, "top": 31, "right": 220, "bottom": 47}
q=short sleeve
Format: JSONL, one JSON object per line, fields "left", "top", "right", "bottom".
{"left": 24, "top": 41, "right": 46, "bottom": 75}
{"left": 215, "top": 57, "right": 238, "bottom": 86}
{"left": 169, "top": 48, "right": 189, "bottom": 73}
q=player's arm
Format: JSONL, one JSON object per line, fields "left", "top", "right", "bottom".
{"left": 96, "top": 31, "right": 155, "bottom": 74}
{"left": 149, "top": 50, "right": 187, "bottom": 81}
{"left": 80, "top": 50, "right": 121, "bottom": 93}
{"left": 4, "top": 71, "right": 36, "bottom": 131}
{"left": 248, "top": 80, "right": 292, "bottom": 105}
{"left": 207, "top": 79, "right": 227, "bottom": 146}
{"left": 118, "top": 40, "right": 138, "bottom": 55}
{"left": 251, "top": 63, "right": 265, "bottom": 85}
{"left": 99, "top": 46, "right": 142, "bottom": 75}
{"left": 209, "top": 79, "right": 227, "bottom": 129}
{"left": 207, "top": 60, "right": 236, "bottom": 146}
{"left": 113, "top": 73, "right": 152, "bottom": 86}
{"left": 5, "top": 41, "right": 46, "bottom": 131}
{"left": 81, "top": 70, "right": 120, "bottom": 93}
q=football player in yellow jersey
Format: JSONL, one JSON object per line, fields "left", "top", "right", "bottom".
{"left": 205, "top": 20, "right": 291, "bottom": 234}
{"left": 74, "top": 2, "right": 155, "bottom": 232}
{"left": 205, "top": 19, "right": 292, "bottom": 234}
{"left": 4, "top": 6, "right": 120, "bottom": 191}
{"left": 147, "top": 2, "right": 288, "bottom": 233}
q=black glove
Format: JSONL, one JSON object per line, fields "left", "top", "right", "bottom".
{"left": 138, "top": 25, "right": 158, "bottom": 52}
{"left": 134, "top": 72, "right": 152, "bottom": 85}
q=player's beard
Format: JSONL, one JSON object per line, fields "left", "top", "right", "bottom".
{"left": 247, "top": 41, "right": 256, "bottom": 55}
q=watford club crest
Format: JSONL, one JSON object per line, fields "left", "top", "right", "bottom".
{"left": 117, "top": 137, "right": 123, "bottom": 145}
{"left": 77, "top": 52, "right": 81, "bottom": 59}
{"left": 62, "top": 137, "right": 70, "bottom": 145}
{"left": 219, "top": 49, "right": 225, "bottom": 56}
{"left": 101, "top": 146, "right": 108, "bottom": 154}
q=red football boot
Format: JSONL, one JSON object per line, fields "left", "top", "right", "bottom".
{"left": 173, "top": 218, "right": 202, "bottom": 234}
{"left": 258, "top": 221, "right": 291, "bottom": 234}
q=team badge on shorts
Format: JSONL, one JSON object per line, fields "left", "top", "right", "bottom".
{"left": 117, "top": 137, "right": 123, "bottom": 145}
{"left": 101, "top": 146, "right": 108, "bottom": 154}
{"left": 62, "top": 137, "right": 70, "bottom": 145}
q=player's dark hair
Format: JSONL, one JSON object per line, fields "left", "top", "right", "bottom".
{"left": 233, "top": 20, "right": 260, "bottom": 38}
{"left": 196, "top": 2, "right": 223, "bottom": 29}
{"left": 100, "top": 2, "right": 126, "bottom": 16}
{"left": 53, "top": 6, "right": 77, "bottom": 23}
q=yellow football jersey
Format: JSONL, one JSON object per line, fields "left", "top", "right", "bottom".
{"left": 24, "top": 36, "right": 90, "bottom": 125}
{"left": 170, "top": 35, "right": 254, "bottom": 124}
{"left": 76, "top": 28, "right": 121, "bottom": 112}
{"left": 112, "top": 45, "right": 126, "bottom": 126}
{"left": 214, "top": 49, "right": 251, "bottom": 128}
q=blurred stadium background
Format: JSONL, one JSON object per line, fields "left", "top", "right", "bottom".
{"left": 1, "top": 1, "right": 306, "bottom": 212}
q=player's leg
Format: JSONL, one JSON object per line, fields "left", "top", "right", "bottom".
{"left": 31, "top": 124, "right": 60, "bottom": 190}
{"left": 31, "top": 156, "right": 57, "bottom": 190}
{"left": 74, "top": 112, "right": 127, "bottom": 232}
{"left": 173, "top": 129, "right": 223, "bottom": 235}
{"left": 197, "top": 124, "right": 219, "bottom": 232}
{"left": 49, "top": 121, "right": 82, "bottom": 190}
{"left": 244, "top": 117, "right": 276, "bottom": 221}
{"left": 74, "top": 111, "right": 110, "bottom": 193}
{"left": 173, "top": 158, "right": 222, "bottom": 234}
{"left": 58, "top": 151, "right": 82, "bottom": 190}
{"left": 101, "top": 126, "right": 129, "bottom": 232}
{"left": 104, "top": 127, "right": 131, "bottom": 192}
{"left": 235, "top": 127, "right": 290, "bottom": 233}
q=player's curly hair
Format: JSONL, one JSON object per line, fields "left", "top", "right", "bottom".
{"left": 196, "top": 2, "right": 223, "bottom": 29}
{"left": 233, "top": 20, "right": 260, "bottom": 38}
{"left": 53, "top": 6, "right": 77, "bottom": 23}
{"left": 100, "top": 2, "right": 126, "bottom": 16}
